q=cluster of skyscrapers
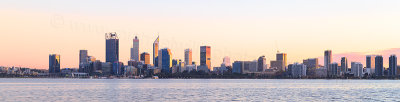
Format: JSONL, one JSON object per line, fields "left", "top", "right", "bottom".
{"left": 48, "top": 32, "right": 215, "bottom": 77}
{"left": 319, "top": 50, "right": 398, "bottom": 78}
{"left": 47, "top": 32, "right": 400, "bottom": 78}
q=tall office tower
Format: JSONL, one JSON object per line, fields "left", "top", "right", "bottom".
{"left": 351, "top": 62, "right": 363, "bottom": 78}
{"left": 272, "top": 52, "right": 287, "bottom": 71}
{"left": 288, "top": 63, "right": 307, "bottom": 78}
{"left": 303, "top": 58, "right": 318, "bottom": 69}
{"left": 153, "top": 36, "right": 159, "bottom": 67}
{"left": 303, "top": 58, "right": 318, "bottom": 76}
{"left": 184, "top": 49, "right": 192, "bottom": 66}
{"left": 232, "top": 61, "right": 255, "bottom": 74}
{"left": 105, "top": 32, "right": 119, "bottom": 63}
{"left": 200, "top": 46, "right": 211, "bottom": 70}
{"left": 232, "top": 61, "right": 244, "bottom": 74}
{"left": 340, "top": 57, "right": 348, "bottom": 75}
{"left": 112, "top": 62, "right": 124, "bottom": 75}
{"left": 131, "top": 36, "right": 140, "bottom": 61}
{"left": 222, "top": 56, "right": 231, "bottom": 67}
{"left": 140, "top": 52, "right": 150, "bottom": 64}
{"left": 366, "top": 55, "right": 376, "bottom": 68}
{"left": 276, "top": 53, "right": 287, "bottom": 70}
{"left": 324, "top": 50, "right": 332, "bottom": 76}
{"left": 248, "top": 61, "right": 258, "bottom": 73}
{"left": 159, "top": 48, "right": 172, "bottom": 73}
{"left": 49, "top": 54, "right": 61, "bottom": 73}
{"left": 79, "top": 50, "right": 88, "bottom": 70}
{"left": 329, "top": 63, "right": 339, "bottom": 77}
{"left": 375, "top": 55, "right": 384, "bottom": 77}
{"left": 389, "top": 55, "right": 397, "bottom": 77}
{"left": 257, "top": 56, "right": 266, "bottom": 72}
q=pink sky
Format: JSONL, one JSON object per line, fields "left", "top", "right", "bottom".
{"left": 1, "top": 1, "right": 400, "bottom": 69}
{"left": 317, "top": 48, "right": 400, "bottom": 68}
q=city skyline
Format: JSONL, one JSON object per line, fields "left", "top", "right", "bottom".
{"left": 3, "top": 1, "right": 400, "bottom": 102}
{"left": 2, "top": 0, "right": 400, "bottom": 69}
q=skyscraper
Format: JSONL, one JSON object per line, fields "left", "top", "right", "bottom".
{"left": 79, "top": 50, "right": 88, "bottom": 67}
{"left": 340, "top": 57, "right": 348, "bottom": 75}
{"left": 351, "top": 62, "right": 363, "bottom": 78}
{"left": 140, "top": 52, "right": 150, "bottom": 64}
{"left": 257, "top": 56, "right": 266, "bottom": 72}
{"left": 105, "top": 32, "right": 119, "bottom": 63}
{"left": 303, "top": 58, "right": 318, "bottom": 76}
{"left": 324, "top": 50, "right": 332, "bottom": 76}
{"left": 200, "top": 46, "right": 211, "bottom": 70}
{"left": 131, "top": 36, "right": 139, "bottom": 61}
{"left": 232, "top": 61, "right": 244, "bottom": 74}
{"left": 159, "top": 48, "right": 172, "bottom": 73}
{"left": 288, "top": 63, "right": 307, "bottom": 78}
{"left": 153, "top": 36, "right": 159, "bottom": 67}
{"left": 277, "top": 53, "right": 287, "bottom": 67}
{"left": 303, "top": 58, "right": 318, "bottom": 69}
{"left": 389, "top": 55, "right": 397, "bottom": 77}
{"left": 375, "top": 55, "right": 384, "bottom": 77}
{"left": 49, "top": 54, "right": 60, "bottom": 73}
{"left": 276, "top": 53, "right": 287, "bottom": 71}
{"left": 329, "top": 63, "right": 339, "bottom": 77}
{"left": 184, "top": 49, "right": 192, "bottom": 66}
{"left": 366, "top": 55, "right": 375, "bottom": 68}
{"left": 112, "top": 62, "right": 124, "bottom": 75}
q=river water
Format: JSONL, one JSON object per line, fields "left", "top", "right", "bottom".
{"left": 0, "top": 79, "right": 399, "bottom": 102}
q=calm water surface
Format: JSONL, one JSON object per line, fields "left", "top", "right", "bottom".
{"left": 0, "top": 79, "right": 399, "bottom": 102}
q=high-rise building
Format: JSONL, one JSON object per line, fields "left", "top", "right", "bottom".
{"left": 222, "top": 56, "right": 231, "bottom": 67}
{"left": 79, "top": 50, "right": 88, "bottom": 65}
{"left": 389, "top": 55, "right": 397, "bottom": 77}
{"left": 49, "top": 54, "right": 61, "bottom": 73}
{"left": 375, "top": 55, "right": 384, "bottom": 77}
{"left": 257, "top": 56, "right": 266, "bottom": 72}
{"left": 351, "top": 62, "right": 363, "bottom": 78}
{"left": 105, "top": 32, "right": 119, "bottom": 63}
{"left": 232, "top": 61, "right": 257, "bottom": 74}
{"left": 101, "top": 62, "right": 112, "bottom": 75}
{"left": 184, "top": 49, "right": 192, "bottom": 66}
{"left": 131, "top": 36, "right": 140, "bottom": 61}
{"left": 288, "top": 63, "right": 307, "bottom": 78}
{"left": 153, "top": 36, "right": 159, "bottom": 67}
{"left": 200, "top": 46, "right": 211, "bottom": 70}
{"left": 159, "top": 48, "right": 172, "bottom": 73}
{"left": 140, "top": 52, "right": 150, "bottom": 65}
{"left": 366, "top": 55, "right": 376, "bottom": 68}
{"left": 270, "top": 60, "right": 282, "bottom": 70}
{"left": 340, "top": 57, "right": 348, "bottom": 75}
{"left": 172, "top": 59, "right": 183, "bottom": 74}
{"left": 303, "top": 58, "right": 318, "bottom": 76}
{"left": 232, "top": 61, "right": 244, "bottom": 74}
{"left": 276, "top": 53, "right": 287, "bottom": 71}
{"left": 303, "top": 58, "right": 318, "bottom": 69}
{"left": 329, "top": 63, "right": 339, "bottom": 77}
{"left": 324, "top": 50, "right": 332, "bottom": 76}
{"left": 112, "top": 62, "right": 124, "bottom": 75}
{"left": 79, "top": 50, "right": 88, "bottom": 71}
{"left": 247, "top": 61, "right": 258, "bottom": 73}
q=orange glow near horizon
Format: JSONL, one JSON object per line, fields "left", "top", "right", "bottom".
{"left": 1, "top": 1, "right": 400, "bottom": 69}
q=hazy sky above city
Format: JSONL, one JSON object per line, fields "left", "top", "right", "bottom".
{"left": 1, "top": 0, "right": 400, "bottom": 69}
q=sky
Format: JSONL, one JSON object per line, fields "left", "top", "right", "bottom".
{"left": 1, "top": 0, "right": 400, "bottom": 69}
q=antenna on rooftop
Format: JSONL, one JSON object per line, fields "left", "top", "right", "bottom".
{"left": 275, "top": 40, "right": 280, "bottom": 53}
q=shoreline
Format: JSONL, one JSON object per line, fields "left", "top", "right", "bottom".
{"left": 0, "top": 77, "right": 398, "bottom": 80}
